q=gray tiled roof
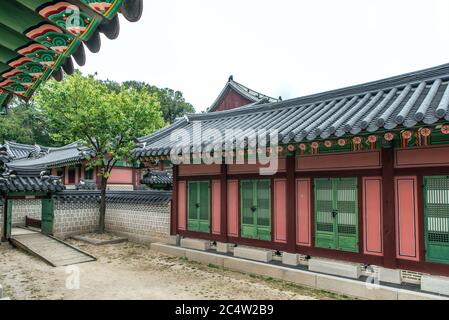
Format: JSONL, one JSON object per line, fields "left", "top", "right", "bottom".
{"left": 54, "top": 190, "right": 172, "bottom": 205}
{"left": 0, "top": 170, "right": 65, "bottom": 193}
{"left": 0, "top": 141, "right": 46, "bottom": 160}
{"left": 6, "top": 142, "right": 94, "bottom": 171}
{"left": 134, "top": 63, "right": 449, "bottom": 157}
{"left": 208, "top": 77, "right": 280, "bottom": 112}
{"left": 141, "top": 170, "right": 173, "bottom": 187}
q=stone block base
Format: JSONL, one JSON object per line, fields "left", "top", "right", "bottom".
{"left": 233, "top": 246, "right": 273, "bottom": 263}
{"left": 378, "top": 267, "right": 402, "bottom": 285}
{"left": 421, "top": 275, "right": 449, "bottom": 296}
{"left": 282, "top": 253, "right": 300, "bottom": 266}
{"left": 180, "top": 238, "right": 211, "bottom": 251}
{"left": 309, "top": 258, "right": 361, "bottom": 279}
{"left": 216, "top": 242, "right": 231, "bottom": 254}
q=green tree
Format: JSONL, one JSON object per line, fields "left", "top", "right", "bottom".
{"left": 0, "top": 99, "right": 53, "bottom": 146}
{"left": 101, "top": 80, "right": 195, "bottom": 123}
{"left": 36, "top": 73, "right": 165, "bottom": 233}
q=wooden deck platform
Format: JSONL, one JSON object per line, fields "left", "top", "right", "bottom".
{"left": 10, "top": 228, "right": 96, "bottom": 267}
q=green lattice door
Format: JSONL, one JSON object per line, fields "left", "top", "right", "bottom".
{"left": 315, "top": 178, "right": 359, "bottom": 253}
{"left": 5, "top": 200, "right": 12, "bottom": 239}
{"left": 188, "top": 181, "right": 211, "bottom": 233}
{"left": 41, "top": 199, "right": 54, "bottom": 235}
{"left": 241, "top": 180, "right": 271, "bottom": 241}
{"left": 424, "top": 176, "right": 449, "bottom": 264}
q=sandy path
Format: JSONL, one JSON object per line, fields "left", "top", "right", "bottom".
{"left": 0, "top": 240, "right": 345, "bottom": 300}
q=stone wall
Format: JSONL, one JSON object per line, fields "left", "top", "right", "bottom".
{"left": 11, "top": 199, "right": 41, "bottom": 226}
{"left": 0, "top": 200, "right": 3, "bottom": 241}
{"left": 105, "top": 202, "right": 171, "bottom": 244}
{"left": 53, "top": 197, "right": 99, "bottom": 239}
{"left": 53, "top": 191, "right": 172, "bottom": 244}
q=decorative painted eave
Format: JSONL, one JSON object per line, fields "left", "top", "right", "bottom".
{"left": 0, "top": 0, "right": 143, "bottom": 111}
{"left": 134, "top": 63, "right": 449, "bottom": 160}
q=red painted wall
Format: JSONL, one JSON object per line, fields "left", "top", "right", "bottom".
{"left": 363, "top": 177, "right": 383, "bottom": 256}
{"left": 296, "top": 151, "right": 381, "bottom": 171}
{"left": 108, "top": 167, "right": 134, "bottom": 184}
{"left": 227, "top": 180, "right": 239, "bottom": 237}
{"left": 179, "top": 164, "right": 221, "bottom": 177}
{"left": 395, "top": 176, "right": 420, "bottom": 261}
{"left": 274, "top": 179, "right": 287, "bottom": 244}
{"left": 178, "top": 181, "right": 187, "bottom": 231}
{"left": 395, "top": 145, "right": 449, "bottom": 168}
{"left": 211, "top": 89, "right": 253, "bottom": 112}
{"left": 212, "top": 179, "right": 221, "bottom": 235}
{"left": 296, "top": 179, "right": 312, "bottom": 247}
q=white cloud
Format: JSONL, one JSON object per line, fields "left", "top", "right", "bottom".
{"left": 79, "top": 0, "right": 449, "bottom": 112}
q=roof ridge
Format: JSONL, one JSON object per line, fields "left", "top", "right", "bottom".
{"left": 229, "top": 79, "right": 279, "bottom": 103}
{"left": 4, "top": 141, "right": 36, "bottom": 149}
{"left": 207, "top": 77, "right": 279, "bottom": 112}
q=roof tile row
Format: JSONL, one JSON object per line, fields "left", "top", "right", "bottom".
{"left": 135, "top": 63, "right": 449, "bottom": 157}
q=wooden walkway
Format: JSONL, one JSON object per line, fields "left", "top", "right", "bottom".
{"left": 10, "top": 229, "right": 96, "bottom": 267}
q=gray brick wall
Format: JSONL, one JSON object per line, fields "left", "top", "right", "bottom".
{"left": 11, "top": 199, "right": 41, "bottom": 226}
{"left": 53, "top": 199, "right": 99, "bottom": 239}
{"left": 0, "top": 200, "right": 3, "bottom": 241}
{"left": 105, "top": 202, "right": 171, "bottom": 244}
{"left": 53, "top": 196, "right": 171, "bottom": 244}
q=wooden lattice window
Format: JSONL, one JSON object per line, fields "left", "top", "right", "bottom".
{"left": 314, "top": 178, "right": 359, "bottom": 253}
{"left": 424, "top": 176, "right": 449, "bottom": 264}
{"left": 187, "top": 181, "right": 211, "bottom": 233}
{"left": 240, "top": 180, "right": 272, "bottom": 241}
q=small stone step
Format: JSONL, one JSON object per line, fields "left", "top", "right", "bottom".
{"left": 180, "top": 238, "right": 211, "bottom": 251}
{"left": 421, "top": 275, "right": 449, "bottom": 296}
{"left": 282, "top": 253, "right": 300, "bottom": 266}
{"left": 234, "top": 246, "right": 273, "bottom": 263}
{"left": 309, "top": 258, "right": 361, "bottom": 279}
{"left": 216, "top": 242, "right": 232, "bottom": 254}
{"left": 377, "top": 267, "right": 402, "bottom": 285}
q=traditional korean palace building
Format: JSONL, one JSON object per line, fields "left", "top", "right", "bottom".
{"left": 134, "top": 64, "right": 449, "bottom": 277}
{"left": 0, "top": 141, "right": 142, "bottom": 191}
{"left": 0, "top": 140, "right": 172, "bottom": 242}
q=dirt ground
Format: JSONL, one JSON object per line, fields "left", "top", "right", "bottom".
{"left": 0, "top": 239, "right": 349, "bottom": 300}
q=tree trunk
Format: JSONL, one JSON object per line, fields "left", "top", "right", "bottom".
{"left": 98, "top": 176, "right": 108, "bottom": 233}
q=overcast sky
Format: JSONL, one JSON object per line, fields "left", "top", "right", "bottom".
{"left": 79, "top": 0, "right": 449, "bottom": 112}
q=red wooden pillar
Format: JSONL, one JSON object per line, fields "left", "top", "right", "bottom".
{"left": 132, "top": 167, "right": 141, "bottom": 190}
{"left": 382, "top": 148, "right": 397, "bottom": 268}
{"left": 132, "top": 167, "right": 136, "bottom": 190}
{"left": 220, "top": 164, "right": 228, "bottom": 243}
{"left": 171, "top": 165, "right": 179, "bottom": 236}
{"left": 286, "top": 155, "right": 297, "bottom": 253}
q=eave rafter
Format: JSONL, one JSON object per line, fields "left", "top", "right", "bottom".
{"left": 0, "top": 0, "right": 143, "bottom": 112}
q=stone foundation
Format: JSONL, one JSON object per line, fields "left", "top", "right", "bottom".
{"left": 309, "top": 258, "right": 361, "bottom": 279}
{"left": 234, "top": 246, "right": 273, "bottom": 263}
